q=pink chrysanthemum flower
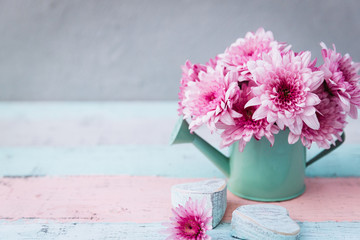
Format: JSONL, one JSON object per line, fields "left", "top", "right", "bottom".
{"left": 289, "top": 86, "right": 347, "bottom": 148}
{"left": 178, "top": 60, "right": 207, "bottom": 115}
{"left": 182, "top": 65, "right": 241, "bottom": 132}
{"left": 245, "top": 50, "right": 324, "bottom": 139}
{"left": 319, "top": 42, "right": 360, "bottom": 119}
{"left": 178, "top": 58, "right": 221, "bottom": 116}
{"left": 219, "top": 28, "right": 287, "bottom": 73}
{"left": 164, "top": 197, "right": 212, "bottom": 240}
{"left": 218, "top": 83, "right": 279, "bottom": 151}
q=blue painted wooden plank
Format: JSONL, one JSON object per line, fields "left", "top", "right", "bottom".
{"left": 0, "top": 221, "right": 167, "bottom": 240}
{"left": 212, "top": 222, "right": 360, "bottom": 240}
{"left": 0, "top": 221, "right": 359, "bottom": 240}
{"left": 0, "top": 144, "right": 359, "bottom": 178}
{"left": 0, "top": 145, "right": 225, "bottom": 178}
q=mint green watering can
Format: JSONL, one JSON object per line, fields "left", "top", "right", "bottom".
{"left": 170, "top": 118, "right": 345, "bottom": 202}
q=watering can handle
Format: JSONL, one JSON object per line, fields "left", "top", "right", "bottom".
{"left": 306, "top": 133, "right": 345, "bottom": 167}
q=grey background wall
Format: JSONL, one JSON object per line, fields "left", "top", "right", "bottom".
{"left": 0, "top": 0, "right": 359, "bottom": 101}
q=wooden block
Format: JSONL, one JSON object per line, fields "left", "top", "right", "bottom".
{"left": 171, "top": 179, "right": 227, "bottom": 228}
{"left": 231, "top": 204, "right": 300, "bottom": 240}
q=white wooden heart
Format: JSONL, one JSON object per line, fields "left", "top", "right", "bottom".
{"left": 171, "top": 179, "right": 227, "bottom": 228}
{"left": 231, "top": 204, "right": 300, "bottom": 240}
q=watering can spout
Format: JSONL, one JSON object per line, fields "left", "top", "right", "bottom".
{"left": 170, "top": 118, "right": 230, "bottom": 177}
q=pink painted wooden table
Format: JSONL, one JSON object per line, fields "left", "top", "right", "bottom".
{"left": 0, "top": 102, "right": 360, "bottom": 239}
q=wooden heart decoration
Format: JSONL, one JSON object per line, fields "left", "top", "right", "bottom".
{"left": 231, "top": 204, "right": 300, "bottom": 240}
{"left": 171, "top": 179, "right": 227, "bottom": 228}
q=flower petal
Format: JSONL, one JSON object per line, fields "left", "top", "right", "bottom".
{"left": 300, "top": 51, "right": 311, "bottom": 68}
{"left": 267, "top": 111, "right": 277, "bottom": 123}
{"left": 349, "top": 103, "right": 358, "bottom": 119}
{"left": 245, "top": 97, "right": 261, "bottom": 108}
{"left": 238, "top": 139, "right": 247, "bottom": 152}
{"left": 303, "top": 106, "right": 316, "bottom": 116}
{"left": 302, "top": 114, "right": 320, "bottom": 130}
{"left": 252, "top": 105, "right": 268, "bottom": 120}
{"left": 306, "top": 93, "right": 321, "bottom": 106}
{"left": 288, "top": 132, "right": 300, "bottom": 144}
{"left": 220, "top": 111, "right": 235, "bottom": 125}
{"left": 276, "top": 118, "right": 285, "bottom": 130}
{"left": 308, "top": 71, "right": 324, "bottom": 90}
{"left": 289, "top": 118, "right": 302, "bottom": 135}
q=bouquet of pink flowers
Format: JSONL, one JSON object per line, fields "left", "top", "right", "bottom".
{"left": 178, "top": 28, "right": 360, "bottom": 151}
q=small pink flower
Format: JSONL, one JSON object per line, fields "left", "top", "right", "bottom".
{"left": 164, "top": 197, "right": 212, "bottom": 240}
{"left": 181, "top": 65, "right": 240, "bottom": 132}
{"left": 245, "top": 50, "right": 324, "bottom": 140}
{"left": 218, "top": 83, "right": 279, "bottom": 151}
{"left": 289, "top": 86, "right": 347, "bottom": 148}
{"left": 219, "top": 28, "right": 287, "bottom": 72}
{"left": 319, "top": 42, "right": 360, "bottom": 119}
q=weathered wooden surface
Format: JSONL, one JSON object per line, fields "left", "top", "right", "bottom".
{"left": 1, "top": 144, "right": 360, "bottom": 178}
{"left": 0, "top": 102, "right": 359, "bottom": 239}
{"left": 0, "top": 221, "right": 360, "bottom": 240}
{"left": 1, "top": 176, "right": 360, "bottom": 223}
